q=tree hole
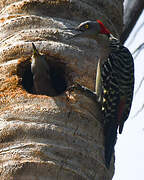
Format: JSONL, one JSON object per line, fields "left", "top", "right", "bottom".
{"left": 17, "top": 57, "right": 69, "bottom": 96}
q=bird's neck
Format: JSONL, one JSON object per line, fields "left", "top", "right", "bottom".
{"left": 108, "top": 33, "right": 120, "bottom": 51}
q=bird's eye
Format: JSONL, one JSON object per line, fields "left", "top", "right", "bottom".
{"left": 85, "top": 24, "right": 89, "bottom": 29}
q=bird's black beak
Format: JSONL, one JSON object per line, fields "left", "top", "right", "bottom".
{"left": 32, "top": 43, "right": 40, "bottom": 56}
{"left": 68, "top": 33, "right": 83, "bottom": 40}
{"left": 63, "top": 27, "right": 76, "bottom": 31}
{"left": 63, "top": 27, "right": 84, "bottom": 40}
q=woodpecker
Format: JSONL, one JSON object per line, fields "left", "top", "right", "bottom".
{"left": 31, "top": 43, "right": 57, "bottom": 96}
{"left": 68, "top": 20, "right": 134, "bottom": 168}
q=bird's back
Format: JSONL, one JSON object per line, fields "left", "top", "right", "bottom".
{"left": 31, "top": 54, "right": 57, "bottom": 96}
{"left": 101, "top": 39, "right": 134, "bottom": 168}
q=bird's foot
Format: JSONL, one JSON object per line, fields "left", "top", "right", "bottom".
{"left": 67, "top": 82, "right": 99, "bottom": 103}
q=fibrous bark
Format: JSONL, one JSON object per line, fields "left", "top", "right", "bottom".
{"left": 0, "top": 0, "right": 123, "bottom": 179}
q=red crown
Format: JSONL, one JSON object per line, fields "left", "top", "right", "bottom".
{"left": 96, "top": 20, "right": 110, "bottom": 34}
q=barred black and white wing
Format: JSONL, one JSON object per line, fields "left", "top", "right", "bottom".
{"left": 102, "top": 38, "right": 134, "bottom": 168}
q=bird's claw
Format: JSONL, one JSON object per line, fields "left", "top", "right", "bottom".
{"left": 67, "top": 82, "right": 99, "bottom": 103}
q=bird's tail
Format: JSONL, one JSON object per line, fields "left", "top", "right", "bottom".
{"left": 104, "top": 120, "right": 118, "bottom": 168}
{"left": 119, "top": 121, "right": 124, "bottom": 134}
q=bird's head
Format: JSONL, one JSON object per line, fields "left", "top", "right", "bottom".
{"left": 69, "top": 20, "right": 111, "bottom": 39}
{"left": 31, "top": 43, "right": 47, "bottom": 67}
{"left": 32, "top": 43, "right": 40, "bottom": 57}
{"left": 31, "top": 43, "right": 50, "bottom": 75}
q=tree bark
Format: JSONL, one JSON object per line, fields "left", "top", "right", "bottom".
{"left": 0, "top": 0, "right": 123, "bottom": 179}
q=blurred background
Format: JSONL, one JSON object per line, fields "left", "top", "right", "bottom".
{"left": 113, "top": 1, "right": 144, "bottom": 179}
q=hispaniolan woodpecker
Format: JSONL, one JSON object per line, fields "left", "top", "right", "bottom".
{"left": 31, "top": 43, "right": 57, "bottom": 96}
{"left": 68, "top": 20, "right": 134, "bottom": 168}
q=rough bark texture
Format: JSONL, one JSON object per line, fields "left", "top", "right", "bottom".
{"left": 0, "top": 0, "right": 123, "bottom": 180}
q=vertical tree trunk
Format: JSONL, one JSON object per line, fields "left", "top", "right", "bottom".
{"left": 0, "top": 1, "right": 123, "bottom": 179}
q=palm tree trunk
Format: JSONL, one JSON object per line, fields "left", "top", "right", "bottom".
{"left": 0, "top": 1, "right": 123, "bottom": 179}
